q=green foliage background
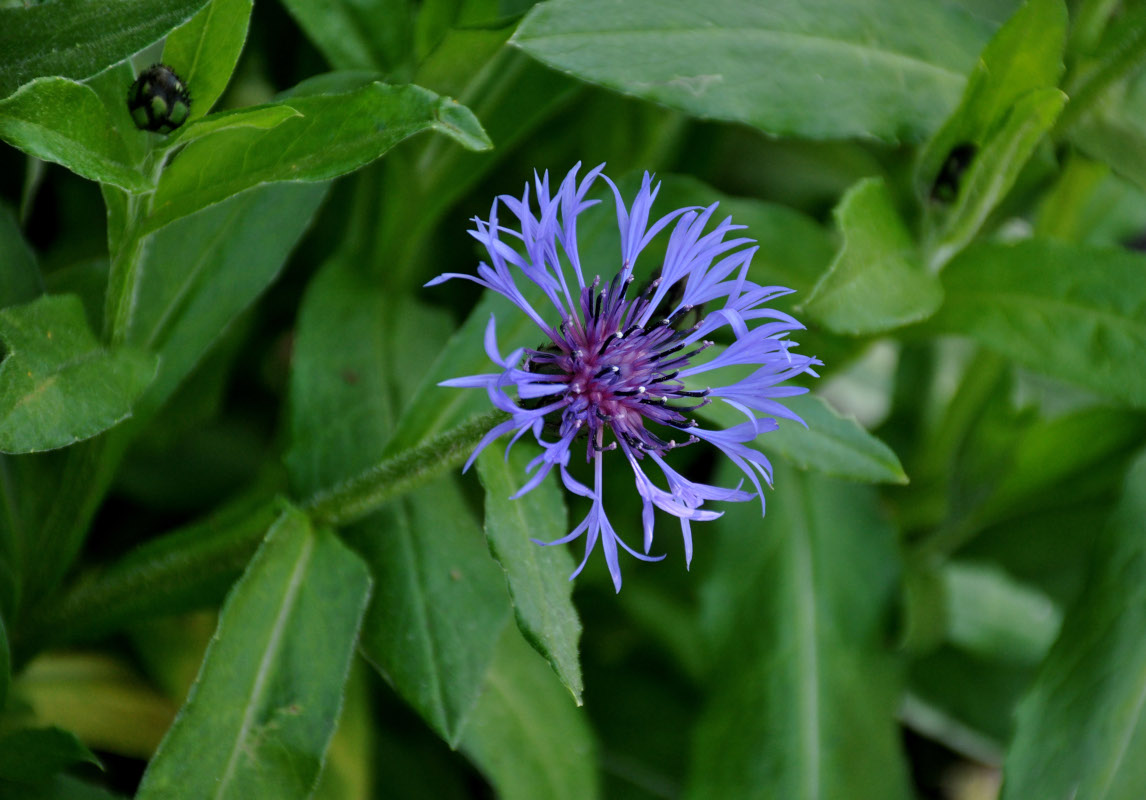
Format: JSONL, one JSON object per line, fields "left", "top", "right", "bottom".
{"left": 1, "top": 0, "right": 1145, "bottom": 797}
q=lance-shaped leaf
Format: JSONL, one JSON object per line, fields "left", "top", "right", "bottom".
{"left": 160, "top": 104, "right": 302, "bottom": 149}
{"left": 925, "top": 239, "right": 1146, "bottom": 409}
{"left": 460, "top": 628, "right": 600, "bottom": 800}
{"left": 0, "top": 295, "right": 157, "bottom": 453}
{"left": 1003, "top": 450, "right": 1146, "bottom": 798}
{"left": 163, "top": 0, "right": 253, "bottom": 122}
{"left": 0, "top": 727, "right": 99, "bottom": 786}
{"left": 513, "top": 0, "right": 991, "bottom": 142}
{"left": 917, "top": 0, "right": 1067, "bottom": 197}
{"left": 927, "top": 87, "right": 1065, "bottom": 270}
{"left": 804, "top": 177, "right": 942, "bottom": 334}
{"left": 690, "top": 464, "right": 911, "bottom": 799}
{"left": 696, "top": 393, "right": 907, "bottom": 485}
{"left": 136, "top": 506, "right": 372, "bottom": 800}
{"left": 124, "top": 182, "right": 329, "bottom": 418}
{"left": 0, "top": 0, "right": 209, "bottom": 98}
{"left": 143, "top": 82, "right": 491, "bottom": 233}
{"left": 0, "top": 78, "right": 152, "bottom": 193}
{"left": 476, "top": 446, "right": 583, "bottom": 703}
{"left": 344, "top": 477, "right": 511, "bottom": 747}
{"left": 0, "top": 204, "right": 41, "bottom": 309}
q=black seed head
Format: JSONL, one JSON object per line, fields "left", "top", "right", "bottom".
{"left": 128, "top": 64, "right": 191, "bottom": 134}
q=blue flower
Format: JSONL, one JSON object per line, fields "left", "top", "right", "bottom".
{"left": 428, "top": 164, "right": 820, "bottom": 591}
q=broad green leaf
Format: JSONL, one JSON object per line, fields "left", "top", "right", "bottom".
{"left": 137, "top": 506, "right": 372, "bottom": 800}
{"left": 513, "top": 0, "right": 991, "bottom": 142}
{"left": 345, "top": 476, "right": 511, "bottom": 746}
{"left": 0, "top": 78, "right": 152, "bottom": 192}
{"left": 942, "top": 561, "right": 1060, "bottom": 664}
{"left": 0, "top": 0, "right": 210, "bottom": 98}
{"left": 0, "top": 203, "right": 41, "bottom": 309}
{"left": 286, "top": 258, "right": 394, "bottom": 498}
{"left": 928, "top": 87, "right": 1065, "bottom": 270}
{"left": 1003, "top": 450, "right": 1146, "bottom": 799}
{"left": 280, "top": 0, "right": 412, "bottom": 72}
{"left": 162, "top": 103, "right": 301, "bottom": 149}
{"left": 0, "top": 295, "right": 157, "bottom": 453}
{"left": 124, "top": 182, "right": 329, "bottom": 418}
{"left": 382, "top": 289, "right": 545, "bottom": 457}
{"left": 0, "top": 612, "right": 8, "bottom": 709}
{"left": 917, "top": 0, "right": 1067, "bottom": 197}
{"left": 804, "top": 177, "right": 943, "bottom": 334}
{"left": 476, "top": 446, "right": 583, "bottom": 703}
{"left": 698, "top": 394, "right": 908, "bottom": 485}
{"left": 144, "top": 82, "right": 491, "bottom": 233}
{"left": 0, "top": 727, "right": 98, "bottom": 785}
{"left": 460, "top": 627, "right": 599, "bottom": 800}
{"left": 163, "top": 0, "right": 253, "bottom": 121}
{"left": 690, "top": 464, "right": 911, "bottom": 799}
{"left": 925, "top": 239, "right": 1146, "bottom": 408}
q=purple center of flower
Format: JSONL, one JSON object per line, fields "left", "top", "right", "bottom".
{"left": 523, "top": 273, "right": 715, "bottom": 460}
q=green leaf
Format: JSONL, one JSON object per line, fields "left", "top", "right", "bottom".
{"left": 162, "top": 103, "right": 301, "bottom": 149}
{"left": 941, "top": 561, "right": 1060, "bottom": 664}
{"left": 0, "top": 0, "right": 210, "bottom": 98}
{"left": 917, "top": 0, "right": 1067, "bottom": 198}
{"left": 345, "top": 476, "right": 511, "bottom": 746}
{"left": 382, "top": 289, "right": 545, "bottom": 457}
{"left": 163, "top": 0, "right": 253, "bottom": 121}
{"left": 279, "top": 0, "right": 412, "bottom": 71}
{"left": 690, "top": 464, "right": 911, "bottom": 799}
{"left": 0, "top": 203, "right": 41, "bottom": 309}
{"left": 803, "top": 177, "right": 943, "bottom": 334}
{"left": 1003, "top": 450, "right": 1146, "bottom": 799}
{"left": 0, "top": 78, "right": 152, "bottom": 192}
{"left": 286, "top": 258, "right": 395, "bottom": 498}
{"left": 123, "top": 182, "right": 329, "bottom": 418}
{"left": 137, "top": 506, "right": 372, "bottom": 800}
{"left": 0, "top": 727, "right": 98, "bottom": 785}
{"left": 1071, "top": 69, "right": 1146, "bottom": 193}
{"left": 460, "top": 627, "right": 600, "bottom": 800}
{"left": 0, "top": 294, "right": 157, "bottom": 453}
{"left": 925, "top": 239, "right": 1146, "bottom": 408}
{"left": 697, "top": 394, "right": 908, "bottom": 485}
{"left": 0, "top": 612, "right": 8, "bottom": 709}
{"left": 928, "top": 87, "right": 1065, "bottom": 270}
{"left": 512, "top": 0, "right": 991, "bottom": 142}
{"left": 143, "top": 82, "right": 491, "bottom": 233}
{"left": 476, "top": 446, "right": 583, "bottom": 704}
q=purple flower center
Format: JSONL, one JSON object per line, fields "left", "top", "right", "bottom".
{"left": 524, "top": 274, "right": 715, "bottom": 460}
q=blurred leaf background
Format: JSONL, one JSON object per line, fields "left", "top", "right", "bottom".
{"left": 1, "top": 0, "right": 1146, "bottom": 797}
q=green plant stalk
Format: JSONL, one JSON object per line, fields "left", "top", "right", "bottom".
{"left": 13, "top": 493, "right": 281, "bottom": 664}
{"left": 304, "top": 409, "right": 508, "bottom": 526}
{"left": 16, "top": 411, "right": 506, "bottom": 660}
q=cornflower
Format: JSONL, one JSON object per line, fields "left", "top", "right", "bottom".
{"left": 428, "top": 164, "right": 820, "bottom": 591}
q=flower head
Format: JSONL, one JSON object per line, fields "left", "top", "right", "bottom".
{"left": 428, "top": 164, "right": 820, "bottom": 591}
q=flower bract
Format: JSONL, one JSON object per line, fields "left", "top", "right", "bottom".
{"left": 428, "top": 164, "right": 820, "bottom": 591}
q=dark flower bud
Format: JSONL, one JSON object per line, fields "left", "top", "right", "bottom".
{"left": 930, "top": 142, "right": 977, "bottom": 204}
{"left": 127, "top": 64, "right": 191, "bottom": 134}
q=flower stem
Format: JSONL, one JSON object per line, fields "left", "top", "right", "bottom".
{"left": 303, "top": 409, "right": 508, "bottom": 527}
